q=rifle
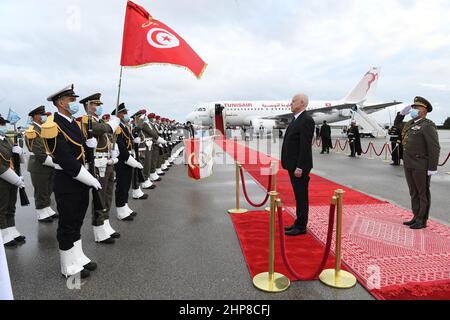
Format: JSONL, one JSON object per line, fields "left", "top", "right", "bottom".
{"left": 12, "top": 125, "right": 30, "bottom": 206}
{"left": 131, "top": 125, "right": 146, "bottom": 183}
{"left": 87, "top": 115, "right": 107, "bottom": 214}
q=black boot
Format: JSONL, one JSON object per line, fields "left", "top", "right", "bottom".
{"left": 403, "top": 218, "right": 416, "bottom": 226}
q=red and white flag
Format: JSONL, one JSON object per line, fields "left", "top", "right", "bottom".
{"left": 120, "top": 1, "right": 207, "bottom": 78}
{"left": 185, "top": 136, "right": 215, "bottom": 180}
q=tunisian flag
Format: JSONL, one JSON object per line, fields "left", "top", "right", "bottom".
{"left": 185, "top": 136, "right": 215, "bottom": 180}
{"left": 120, "top": 1, "right": 207, "bottom": 79}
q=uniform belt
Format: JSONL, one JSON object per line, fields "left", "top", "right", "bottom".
{"left": 94, "top": 152, "right": 110, "bottom": 158}
{"left": 29, "top": 152, "right": 35, "bottom": 156}
{"left": 138, "top": 148, "right": 146, "bottom": 152}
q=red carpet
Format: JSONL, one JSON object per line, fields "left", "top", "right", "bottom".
{"left": 217, "top": 138, "right": 450, "bottom": 300}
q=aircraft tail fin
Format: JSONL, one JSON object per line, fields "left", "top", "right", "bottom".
{"left": 344, "top": 67, "right": 380, "bottom": 104}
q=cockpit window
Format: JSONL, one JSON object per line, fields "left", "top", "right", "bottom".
{"left": 196, "top": 107, "right": 206, "bottom": 112}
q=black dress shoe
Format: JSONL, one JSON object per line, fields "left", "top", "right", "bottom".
{"left": 158, "top": 172, "right": 165, "bottom": 176}
{"left": 284, "top": 225, "right": 295, "bottom": 231}
{"left": 148, "top": 185, "right": 156, "bottom": 189}
{"left": 83, "top": 261, "right": 97, "bottom": 271}
{"left": 130, "top": 211, "right": 137, "bottom": 217}
{"left": 110, "top": 232, "right": 121, "bottom": 239}
{"left": 121, "top": 216, "right": 134, "bottom": 221}
{"left": 285, "top": 228, "right": 307, "bottom": 236}
{"left": 134, "top": 194, "right": 148, "bottom": 200}
{"left": 154, "top": 178, "right": 162, "bottom": 182}
{"left": 51, "top": 213, "right": 59, "bottom": 219}
{"left": 98, "top": 237, "right": 115, "bottom": 244}
{"left": 410, "top": 222, "right": 426, "bottom": 230}
{"left": 4, "top": 240, "right": 17, "bottom": 247}
{"left": 403, "top": 219, "right": 416, "bottom": 226}
{"left": 39, "top": 217, "right": 54, "bottom": 223}
{"left": 14, "top": 235, "right": 26, "bottom": 243}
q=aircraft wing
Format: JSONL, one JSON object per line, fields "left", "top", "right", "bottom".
{"left": 260, "top": 103, "right": 357, "bottom": 121}
{"left": 361, "top": 101, "right": 403, "bottom": 112}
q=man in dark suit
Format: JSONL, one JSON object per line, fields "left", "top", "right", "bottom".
{"left": 281, "top": 94, "right": 315, "bottom": 236}
{"left": 320, "top": 120, "right": 331, "bottom": 154}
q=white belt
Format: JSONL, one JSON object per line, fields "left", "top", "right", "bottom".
{"left": 95, "top": 152, "right": 110, "bottom": 158}
{"left": 138, "top": 148, "right": 146, "bottom": 152}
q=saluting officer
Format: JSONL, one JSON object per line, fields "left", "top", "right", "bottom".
{"left": 43, "top": 84, "right": 101, "bottom": 279}
{"left": 0, "top": 115, "right": 26, "bottom": 247}
{"left": 130, "top": 110, "right": 149, "bottom": 200}
{"left": 79, "top": 93, "right": 121, "bottom": 244}
{"left": 25, "top": 106, "right": 58, "bottom": 222}
{"left": 112, "top": 103, "right": 143, "bottom": 221}
{"left": 398, "top": 97, "right": 440, "bottom": 229}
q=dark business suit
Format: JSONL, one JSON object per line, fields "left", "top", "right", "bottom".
{"left": 281, "top": 112, "right": 315, "bottom": 230}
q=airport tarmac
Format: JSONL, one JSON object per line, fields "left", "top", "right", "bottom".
{"left": 3, "top": 131, "right": 449, "bottom": 300}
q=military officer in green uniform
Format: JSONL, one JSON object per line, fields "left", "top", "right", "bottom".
{"left": 148, "top": 113, "right": 165, "bottom": 179}
{"left": 398, "top": 97, "right": 440, "bottom": 229}
{"left": 0, "top": 115, "right": 26, "bottom": 247}
{"left": 130, "top": 110, "right": 149, "bottom": 200}
{"left": 25, "top": 106, "right": 58, "bottom": 223}
{"left": 79, "top": 93, "right": 121, "bottom": 244}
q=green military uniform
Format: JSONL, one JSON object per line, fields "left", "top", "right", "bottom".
{"left": 149, "top": 115, "right": 165, "bottom": 178}
{"left": 129, "top": 111, "right": 149, "bottom": 200}
{"left": 139, "top": 117, "right": 161, "bottom": 184}
{"left": 0, "top": 115, "right": 25, "bottom": 247}
{"left": 25, "top": 106, "right": 57, "bottom": 222}
{"left": 79, "top": 93, "right": 121, "bottom": 243}
{"left": 400, "top": 97, "right": 440, "bottom": 229}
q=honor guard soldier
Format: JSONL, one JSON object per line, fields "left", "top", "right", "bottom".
{"left": 43, "top": 84, "right": 101, "bottom": 279}
{"left": 388, "top": 112, "right": 405, "bottom": 166}
{"left": 398, "top": 97, "right": 440, "bottom": 229}
{"left": 155, "top": 115, "right": 169, "bottom": 173}
{"left": 0, "top": 115, "right": 26, "bottom": 247}
{"left": 79, "top": 93, "right": 121, "bottom": 244}
{"left": 130, "top": 110, "right": 149, "bottom": 200}
{"left": 146, "top": 113, "right": 164, "bottom": 182}
{"left": 136, "top": 110, "right": 166, "bottom": 189}
{"left": 112, "top": 103, "right": 143, "bottom": 221}
{"left": 347, "top": 120, "right": 362, "bottom": 157}
{"left": 25, "top": 107, "right": 58, "bottom": 222}
{"left": 149, "top": 114, "right": 166, "bottom": 177}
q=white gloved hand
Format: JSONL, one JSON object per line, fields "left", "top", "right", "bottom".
{"left": 0, "top": 169, "right": 25, "bottom": 188}
{"left": 12, "top": 146, "right": 23, "bottom": 156}
{"left": 133, "top": 137, "right": 141, "bottom": 144}
{"left": 125, "top": 155, "right": 144, "bottom": 169}
{"left": 400, "top": 105, "right": 412, "bottom": 116}
{"left": 107, "top": 115, "right": 121, "bottom": 133}
{"left": 74, "top": 166, "right": 102, "bottom": 190}
{"left": 85, "top": 137, "right": 98, "bottom": 149}
{"left": 157, "top": 137, "right": 167, "bottom": 145}
{"left": 94, "top": 158, "right": 108, "bottom": 168}
{"left": 427, "top": 170, "right": 438, "bottom": 176}
{"left": 111, "top": 147, "right": 119, "bottom": 159}
{"left": 43, "top": 155, "right": 55, "bottom": 168}
{"left": 107, "top": 158, "right": 119, "bottom": 166}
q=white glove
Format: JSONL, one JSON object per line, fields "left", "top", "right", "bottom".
{"left": 74, "top": 166, "right": 102, "bottom": 190}
{"left": 107, "top": 158, "right": 119, "bottom": 166}
{"left": 85, "top": 137, "right": 98, "bottom": 149}
{"left": 107, "top": 115, "right": 121, "bottom": 133}
{"left": 400, "top": 105, "right": 412, "bottom": 116}
{"left": 125, "top": 155, "right": 144, "bottom": 169}
{"left": 111, "top": 147, "right": 119, "bottom": 159}
{"left": 133, "top": 137, "right": 141, "bottom": 144}
{"left": 427, "top": 170, "right": 438, "bottom": 176}
{"left": 157, "top": 137, "right": 167, "bottom": 145}
{"left": 0, "top": 169, "right": 25, "bottom": 188}
{"left": 43, "top": 155, "right": 55, "bottom": 168}
{"left": 12, "top": 146, "right": 23, "bottom": 156}
{"left": 94, "top": 158, "right": 108, "bottom": 169}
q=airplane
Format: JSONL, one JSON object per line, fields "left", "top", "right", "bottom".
{"left": 186, "top": 67, "right": 403, "bottom": 137}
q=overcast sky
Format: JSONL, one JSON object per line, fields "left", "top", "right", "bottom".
{"left": 0, "top": 0, "right": 449, "bottom": 126}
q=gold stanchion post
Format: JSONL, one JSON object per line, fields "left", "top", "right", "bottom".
{"left": 265, "top": 161, "right": 277, "bottom": 212}
{"left": 228, "top": 162, "right": 248, "bottom": 214}
{"left": 335, "top": 138, "right": 340, "bottom": 154}
{"left": 383, "top": 142, "right": 390, "bottom": 162}
{"left": 319, "top": 189, "right": 357, "bottom": 289}
{"left": 253, "top": 191, "right": 290, "bottom": 292}
{"left": 368, "top": 142, "right": 374, "bottom": 160}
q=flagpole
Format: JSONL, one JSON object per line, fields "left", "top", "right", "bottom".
{"left": 115, "top": 66, "right": 124, "bottom": 116}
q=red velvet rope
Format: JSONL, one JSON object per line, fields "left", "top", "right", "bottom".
{"left": 332, "top": 139, "right": 339, "bottom": 150}
{"left": 239, "top": 167, "right": 272, "bottom": 207}
{"left": 439, "top": 152, "right": 450, "bottom": 167}
{"left": 371, "top": 143, "right": 386, "bottom": 157}
{"left": 361, "top": 142, "right": 372, "bottom": 155}
{"left": 276, "top": 200, "right": 336, "bottom": 280}
{"left": 387, "top": 144, "right": 392, "bottom": 155}
{"left": 339, "top": 140, "right": 349, "bottom": 151}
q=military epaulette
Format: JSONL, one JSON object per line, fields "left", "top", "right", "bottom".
{"left": 81, "top": 115, "right": 89, "bottom": 124}
{"left": 115, "top": 126, "right": 123, "bottom": 135}
{"left": 41, "top": 120, "right": 59, "bottom": 139}
{"left": 25, "top": 125, "right": 37, "bottom": 139}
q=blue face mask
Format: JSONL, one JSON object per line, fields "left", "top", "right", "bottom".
{"left": 95, "top": 106, "right": 103, "bottom": 117}
{"left": 68, "top": 102, "right": 79, "bottom": 115}
{"left": 40, "top": 115, "right": 48, "bottom": 123}
{"left": 123, "top": 114, "right": 130, "bottom": 122}
{"left": 0, "top": 126, "right": 7, "bottom": 135}
{"left": 410, "top": 109, "right": 420, "bottom": 119}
